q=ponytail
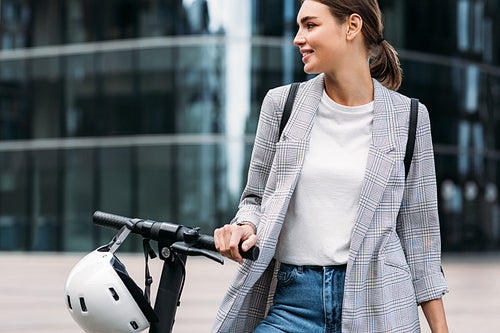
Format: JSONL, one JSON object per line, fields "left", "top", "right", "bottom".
{"left": 370, "top": 40, "right": 402, "bottom": 91}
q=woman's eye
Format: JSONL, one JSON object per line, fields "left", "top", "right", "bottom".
{"left": 307, "top": 23, "right": 315, "bottom": 29}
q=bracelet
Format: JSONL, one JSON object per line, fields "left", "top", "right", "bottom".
{"left": 236, "top": 221, "right": 257, "bottom": 234}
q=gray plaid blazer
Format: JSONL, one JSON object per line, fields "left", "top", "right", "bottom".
{"left": 212, "top": 74, "right": 448, "bottom": 333}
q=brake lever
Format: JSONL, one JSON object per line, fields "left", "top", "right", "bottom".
{"left": 170, "top": 242, "right": 224, "bottom": 265}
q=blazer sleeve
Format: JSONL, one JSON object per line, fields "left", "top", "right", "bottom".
{"left": 230, "top": 89, "right": 281, "bottom": 228}
{"left": 396, "top": 102, "right": 449, "bottom": 305}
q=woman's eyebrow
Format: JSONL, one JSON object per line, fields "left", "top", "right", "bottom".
{"left": 298, "top": 16, "right": 319, "bottom": 25}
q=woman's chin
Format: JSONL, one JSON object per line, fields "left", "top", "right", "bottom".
{"left": 303, "top": 65, "right": 320, "bottom": 75}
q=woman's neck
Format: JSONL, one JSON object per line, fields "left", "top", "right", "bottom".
{"left": 323, "top": 66, "right": 374, "bottom": 107}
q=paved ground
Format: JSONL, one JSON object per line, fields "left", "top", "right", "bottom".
{"left": 0, "top": 252, "right": 499, "bottom": 333}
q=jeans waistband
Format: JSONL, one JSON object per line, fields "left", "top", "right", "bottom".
{"left": 280, "top": 263, "right": 347, "bottom": 273}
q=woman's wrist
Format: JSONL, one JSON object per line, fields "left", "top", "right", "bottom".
{"left": 236, "top": 221, "right": 257, "bottom": 234}
{"left": 420, "top": 298, "right": 448, "bottom": 333}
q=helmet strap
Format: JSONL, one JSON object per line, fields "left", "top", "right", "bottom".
{"left": 107, "top": 219, "right": 143, "bottom": 254}
{"left": 108, "top": 226, "right": 132, "bottom": 254}
{"left": 142, "top": 239, "right": 157, "bottom": 304}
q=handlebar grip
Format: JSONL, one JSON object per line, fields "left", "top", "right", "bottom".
{"left": 240, "top": 245, "right": 260, "bottom": 261}
{"left": 197, "top": 235, "right": 260, "bottom": 261}
{"left": 197, "top": 234, "right": 217, "bottom": 252}
{"left": 93, "top": 211, "right": 132, "bottom": 230}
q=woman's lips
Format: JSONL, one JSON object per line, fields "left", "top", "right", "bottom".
{"left": 301, "top": 50, "right": 314, "bottom": 62}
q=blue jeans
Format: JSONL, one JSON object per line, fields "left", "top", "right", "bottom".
{"left": 254, "top": 263, "right": 346, "bottom": 333}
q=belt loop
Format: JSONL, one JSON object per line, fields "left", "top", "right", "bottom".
{"left": 297, "top": 266, "right": 303, "bottom": 274}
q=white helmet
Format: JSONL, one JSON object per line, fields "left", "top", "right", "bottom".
{"left": 65, "top": 247, "right": 158, "bottom": 333}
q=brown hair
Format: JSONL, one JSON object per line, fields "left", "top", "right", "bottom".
{"left": 301, "top": 0, "right": 402, "bottom": 91}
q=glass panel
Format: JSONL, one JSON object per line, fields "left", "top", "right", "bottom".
{"left": 66, "top": 0, "right": 89, "bottom": 43}
{"left": 63, "top": 149, "right": 95, "bottom": 251}
{"left": 0, "top": 151, "right": 29, "bottom": 250}
{"left": 402, "top": 0, "right": 456, "bottom": 55}
{"left": 99, "top": 50, "right": 137, "bottom": 135}
{"left": 64, "top": 54, "right": 97, "bottom": 137}
{"left": 97, "top": 147, "right": 135, "bottom": 250}
{"left": 137, "top": 146, "right": 175, "bottom": 222}
{"left": 139, "top": 0, "right": 170, "bottom": 37}
{"left": 489, "top": 76, "right": 500, "bottom": 150}
{"left": 138, "top": 48, "right": 176, "bottom": 134}
{"left": 183, "top": 0, "right": 211, "bottom": 34}
{"left": 436, "top": 154, "right": 462, "bottom": 251}
{"left": 0, "top": 0, "right": 31, "bottom": 50}
{"left": 253, "top": 0, "right": 284, "bottom": 36}
{"left": 99, "top": 147, "right": 133, "bottom": 215}
{"left": 31, "top": 57, "right": 62, "bottom": 138}
{"left": 176, "top": 144, "right": 217, "bottom": 231}
{"left": 473, "top": 1, "right": 484, "bottom": 54}
{"left": 0, "top": 60, "right": 29, "bottom": 140}
{"left": 99, "top": 0, "right": 139, "bottom": 40}
{"left": 30, "top": 0, "right": 62, "bottom": 46}
{"left": 170, "top": 45, "right": 226, "bottom": 134}
{"left": 465, "top": 65, "right": 479, "bottom": 113}
{"left": 457, "top": 0, "right": 470, "bottom": 52}
{"left": 32, "top": 150, "right": 61, "bottom": 251}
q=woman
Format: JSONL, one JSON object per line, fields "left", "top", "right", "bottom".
{"left": 214, "top": 0, "right": 449, "bottom": 332}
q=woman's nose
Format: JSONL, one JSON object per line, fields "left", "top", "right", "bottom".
{"left": 294, "top": 33, "right": 306, "bottom": 46}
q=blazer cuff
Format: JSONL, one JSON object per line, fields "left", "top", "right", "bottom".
{"left": 413, "top": 272, "right": 449, "bottom": 304}
{"left": 230, "top": 213, "right": 260, "bottom": 231}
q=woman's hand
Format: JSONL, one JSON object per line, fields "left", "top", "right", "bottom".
{"left": 214, "top": 224, "right": 259, "bottom": 264}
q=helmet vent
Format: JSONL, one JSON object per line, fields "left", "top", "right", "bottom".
{"left": 67, "top": 295, "right": 72, "bottom": 310}
{"left": 109, "top": 288, "right": 120, "bottom": 301}
{"left": 79, "top": 297, "right": 88, "bottom": 312}
{"left": 130, "top": 321, "right": 139, "bottom": 330}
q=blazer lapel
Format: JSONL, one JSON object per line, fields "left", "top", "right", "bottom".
{"left": 272, "top": 74, "right": 324, "bottom": 197}
{"left": 281, "top": 74, "right": 324, "bottom": 142}
{"left": 349, "top": 79, "right": 398, "bottom": 260}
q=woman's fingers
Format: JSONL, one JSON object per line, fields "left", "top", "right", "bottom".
{"left": 213, "top": 227, "right": 224, "bottom": 253}
{"left": 241, "top": 234, "right": 258, "bottom": 252}
{"left": 214, "top": 224, "right": 258, "bottom": 264}
{"left": 214, "top": 224, "right": 240, "bottom": 261}
{"left": 229, "top": 227, "right": 244, "bottom": 264}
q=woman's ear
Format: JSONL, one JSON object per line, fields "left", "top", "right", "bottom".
{"left": 346, "top": 13, "right": 363, "bottom": 41}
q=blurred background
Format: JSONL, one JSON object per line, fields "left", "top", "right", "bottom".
{"left": 0, "top": 0, "right": 499, "bottom": 255}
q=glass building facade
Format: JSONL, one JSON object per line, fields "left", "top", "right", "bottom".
{"left": 0, "top": 0, "right": 499, "bottom": 252}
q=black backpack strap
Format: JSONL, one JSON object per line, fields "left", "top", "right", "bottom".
{"left": 404, "top": 98, "right": 419, "bottom": 179}
{"left": 279, "top": 82, "right": 300, "bottom": 138}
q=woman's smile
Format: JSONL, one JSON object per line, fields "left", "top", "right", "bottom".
{"left": 300, "top": 48, "right": 314, "bottom": 62}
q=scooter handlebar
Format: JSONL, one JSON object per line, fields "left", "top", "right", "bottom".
{"left": 92, "top": 211, "right": 259, "bottom": 261}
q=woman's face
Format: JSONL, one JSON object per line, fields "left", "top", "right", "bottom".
{"left": 294, "top": 0, "right": 347, "bottom": 74}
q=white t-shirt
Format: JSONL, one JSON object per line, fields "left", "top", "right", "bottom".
{"left": 274, "top": 89, "right": 374, "bottom": 266}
